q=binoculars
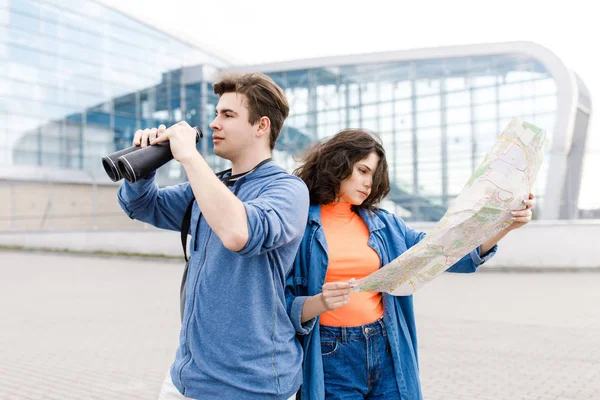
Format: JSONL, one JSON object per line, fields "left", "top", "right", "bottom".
{"left": 102, "top": 126, "right": 203, "bottom": 183}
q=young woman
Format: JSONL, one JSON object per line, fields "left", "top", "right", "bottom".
{"left": 286, "top": 129, "right": 534, "bottom": 399}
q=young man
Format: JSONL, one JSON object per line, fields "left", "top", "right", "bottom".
{"left": 117, "top": 73, "right": 309, "bottom": 400}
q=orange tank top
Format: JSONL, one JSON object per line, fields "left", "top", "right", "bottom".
{"left": 319, "top": 202, "right": 384, "bottom": 326}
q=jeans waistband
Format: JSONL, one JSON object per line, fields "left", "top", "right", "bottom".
{"left": 320, "top": 318, "right": 386, "bottom": 342}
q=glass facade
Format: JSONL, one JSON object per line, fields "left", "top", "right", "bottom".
{"left": 266, "top": 58, "right": 556, "bottom": 220}
{"left": 2, "top": 0, "right": 588, "bottom": 222}
{"left": 1, "top": 0, "right": 229, "bottom": 172}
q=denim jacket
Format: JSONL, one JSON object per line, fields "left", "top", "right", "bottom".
{"left": 285, "top": 204, "right": 497, "bottom": 400}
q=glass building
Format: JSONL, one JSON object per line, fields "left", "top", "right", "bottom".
{"left": 1, "top": 0, "right": 229, "bottom": 168}
{"left": 238, "top": 46, "right": 592, "bottom": 221}
{"left": 0, "top": 0, "right": 593, "bottom": 228}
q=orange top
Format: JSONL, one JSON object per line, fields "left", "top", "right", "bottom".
{"left": 319, "top": 202, "right": 384, "bottom": 327}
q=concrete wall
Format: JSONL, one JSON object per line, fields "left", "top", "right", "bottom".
{"left": 0, "top": 164, "right": 185, "bottom": 231}
{"left": 0, "top": 180, "right": 141, "bottom": 231}
{"left": 1, "top": 221, "right": 599, "bottom": 269}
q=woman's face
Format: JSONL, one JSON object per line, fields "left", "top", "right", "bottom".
{"left": 337, "top": 152, "right": 380, "bottom": 205}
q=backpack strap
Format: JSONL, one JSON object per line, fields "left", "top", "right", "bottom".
{"left": 179, "top": 198, "right": 195, "bottom": 322}
{"left": 180, "top": 199, "right": 195, "bottom": 262}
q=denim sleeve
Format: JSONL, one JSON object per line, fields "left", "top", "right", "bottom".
{"left": 117, "top": 172, "right": 194, "bottom": 232}
{"left": 390, "top": 214, "right": 498, "bottom": 273}
{"left": 447, "top": 244, "right": 499, "bottom": 273}
{"left": 237, "top": 177, "right": 309, "bottom": 257}
{"left": 285, "top": 269, "right": 316, "bottom": 335}
{"left": 289, "top": 296, "right": 317, "bottom": 335}
{"left": 391, "top": 214, "right": 426, "bottom": 249}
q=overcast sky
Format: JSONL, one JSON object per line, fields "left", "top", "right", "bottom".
{"left": 98, "top": 0, "right": 599, "bottom": 208}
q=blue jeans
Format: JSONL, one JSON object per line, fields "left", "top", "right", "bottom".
{"left": 319, "top": 318, "right": 400, "bottom": 399}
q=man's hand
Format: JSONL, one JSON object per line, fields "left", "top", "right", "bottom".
{"left": 508, "top": 193, "right": 535, "bottom": 231}
{"left": 319, "top": 282, "right": 351, "bottom": 311}
{"left": 150, "top": 121, "right": 198, "bottom": 163}
{"left": 132, "top": 124, "right": 167, "bottom": 147}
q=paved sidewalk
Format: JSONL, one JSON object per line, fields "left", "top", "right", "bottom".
{"left": 1, "top": 250, "right": 598, "bottom": 399}
{"left": 415, "top": 271, "right": 600, "bottom": 400}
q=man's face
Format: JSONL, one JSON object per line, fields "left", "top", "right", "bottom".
{"left": 209, "top": 92, "right": 256, "bottom": 161}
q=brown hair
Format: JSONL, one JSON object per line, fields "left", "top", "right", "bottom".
{"left": 294, "top": 129, "right": 390, "bottom": 211}
{"left": 213, "top": 72, "right": 289, "bottom": 150}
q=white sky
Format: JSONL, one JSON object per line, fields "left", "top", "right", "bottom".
{"left": 98, "top": 0, "right": 599, "bottom": 209}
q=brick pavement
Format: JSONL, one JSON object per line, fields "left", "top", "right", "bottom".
{"left": 1, "top": 250, "right": 598, "bottom": 400}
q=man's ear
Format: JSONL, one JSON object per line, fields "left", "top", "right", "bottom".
{"left": 256, "top": 116, "right": 271, "bottom": 139}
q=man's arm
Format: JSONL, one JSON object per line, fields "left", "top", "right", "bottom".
{"left": 150, "top": 121, "right": 310, "bottom": 254}
{"left": 117, "top": 174, "right": 193, "bottom": 231}
{"left": 236, "top": 177, "right": 309, "bottom": 257}
{"left": 146, "top": 122, "right": 250, "bottom": 251}
{"left": 180, "top": 152, "right": 249, "bottom": 251}
{"left": 117, "top": 126, "right": 197, "bottom": 231}
{"left": 180, "top": 151, "right": 312, "bottom": 256}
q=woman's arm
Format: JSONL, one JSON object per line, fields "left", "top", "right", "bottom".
{"left": 300, "top": 282, "right": 351, "bottom": 323}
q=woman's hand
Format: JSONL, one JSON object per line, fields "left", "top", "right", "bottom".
{"left": 508, "top": 193, "right": 535, "bottom": 231}
{"left": 319, "top": 282, "right": 351, "bottom": 311}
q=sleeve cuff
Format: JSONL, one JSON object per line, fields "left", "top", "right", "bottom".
{"left": 470, "top": 244, "right": 498, "bottom": 265}
{"left": 120, "top": 171, "right": 156, "bottom": 194}
{"left": 291, "top": 296, "right": 316, "bottom": 335}
{"left": 234, "top": 203, "right": 258, "bottom": 256}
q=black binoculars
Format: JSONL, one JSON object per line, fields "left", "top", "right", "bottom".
{"left": 102, "top": 126, "right": 203, "bottom": 183}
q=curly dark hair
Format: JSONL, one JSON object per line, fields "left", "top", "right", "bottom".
{"left": 294, "top": 129, "right": 390, "bottom": 211}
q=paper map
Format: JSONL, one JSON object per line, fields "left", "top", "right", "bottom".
{"left": 350, "top": 118, "right": 547, "bottom": 296}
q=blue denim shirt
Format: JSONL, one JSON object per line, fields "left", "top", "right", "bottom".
{"left": 285, "top": 205, "right": 497, "bottom": 400}
{"left": 118, "top": 162, "right": 309, "bottom": 400}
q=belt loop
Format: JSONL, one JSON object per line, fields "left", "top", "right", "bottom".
{"left": 378, "top": 318, "right": 387, "bottom": 337}
{"left": 341, "top": 327, "right": 348, "bottom": 344}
